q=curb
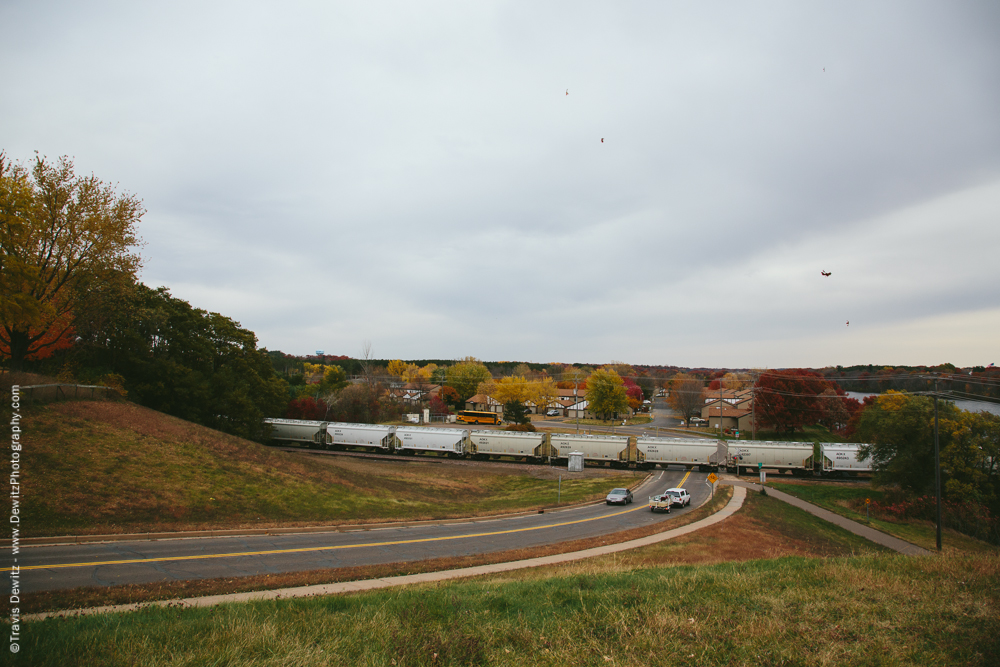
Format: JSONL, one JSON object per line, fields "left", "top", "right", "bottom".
{"left": 13, "top": 473, "right": 656, "bottom": 548}
{"left": 26, "top": 485, "right": 744, "bottom": 621}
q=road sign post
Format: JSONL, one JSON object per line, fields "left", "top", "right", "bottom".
{"left": 707, "top": 472, "right": 719, "bottom": 499}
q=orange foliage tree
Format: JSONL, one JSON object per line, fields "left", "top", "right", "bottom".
{"left": 0, "top": 154, "right": 143, "bottom": 370}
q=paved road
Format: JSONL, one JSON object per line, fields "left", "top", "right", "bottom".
{"left": 12, "top": 467, "right": 712, "bottom": 593}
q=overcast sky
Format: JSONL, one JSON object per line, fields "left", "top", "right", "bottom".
{"left": 3, "top": 1, "right": 999, "bottom": 368}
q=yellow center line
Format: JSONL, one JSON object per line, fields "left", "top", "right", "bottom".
{"left": 9, "top": 503, "right": 655, "bottom": 573}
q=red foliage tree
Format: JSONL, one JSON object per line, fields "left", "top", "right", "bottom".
{"left": 843, "top": 395, "right": 876, "bottom": 438}
{"left": 438, "top": 385, "right": 461, "bottom": 409}
{"left": 623, "top": 377, "right": 644, "bottom": 402}
{"left": 753, "top": 369, "right": 838, "bottom": 434}
{"left": 285, "top": 396, "right": 327, "bottom": 420}
{"left": 0, "top": 309, "right": 75, "bottom": 361}
{"left": 429, "top": 394, "right": 452, "bottom": 415}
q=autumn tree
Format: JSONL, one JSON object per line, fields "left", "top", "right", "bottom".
{"left": 556, "top": 366, "right": 588, "bottom": 390}
{"left": 942, "top": 411, "right": 1000, "bottom": 512}
{"left": 0, "top": 153, "right": 39, "bottom": 329}
{"left": 286, "top": 396, "right": 327, "bottom": 420}
{"left": 319, "top": 365, "right": 349, "bottom": 395}
{"left": 478, "top": 376, "right": 525, "bottom": 405}
{"left": 753, "top": 369, "right": 837, "bottom": 434}
{"left": 529, "top": 378, "right": 559, "bottom": 414}
{"left": 818, "top": 387, "right": 851, "bottom": 432}
{"left": 855, "top": 392, "right": 959, "bottom": 494}
{"left": 446, "top": 356, "right": 492, "bottom": 401}
{"left": 0, "top": 154, "right": 143, "bottom": 370}
{"left": 667, "top": 374, "right": 705, "bottom": 427}
{"left": 327, "top": 383, "right": 382, "bottom": 424}
{"left": 585, "top": 368, "right": 629, "bottom": 421}
{"left": 623, "top": 377, "right": 644, "bottom": 411}
{"left": 386, "top": 359, "right": 408, "bottom": 379}
{"left": 438, "top": 385, "right": 462, "bottom": 409}
{"left": 719, "top": 372, "right": 751, "bottom": 390}
{"left": 411, "top": 363, "right": 437, "bottom": 387}
{"left": 603, "top": 362, "right": 635, "bottom": 382}
{"left": 428, "top": 394, "right": 451, "bottom": 415}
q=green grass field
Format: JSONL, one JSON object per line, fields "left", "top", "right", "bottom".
{"left": 768, "top": 481, "right": 998, "bottom": 554}
{"left": 26, "top": 401, "right": 634, "bottom": 535}
{"left": 23, "top": 550, "right": 999, "bottom": 666}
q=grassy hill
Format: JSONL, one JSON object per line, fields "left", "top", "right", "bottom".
{"left": 27, "top": 400, "right": 632, "bottom": 535}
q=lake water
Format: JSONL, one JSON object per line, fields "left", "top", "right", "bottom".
{"left": 845, "top": 391, "right": 1000, "bottom": 417}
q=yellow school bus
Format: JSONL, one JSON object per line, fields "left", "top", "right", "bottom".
{"left": 456, "top": 410, "right": 502, "bottom": 425}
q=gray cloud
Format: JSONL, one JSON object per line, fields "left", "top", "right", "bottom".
{"left": 2, "top": 1, "right": 999, "bottom": 367}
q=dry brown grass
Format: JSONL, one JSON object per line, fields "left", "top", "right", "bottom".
{"left": 26, "top": 400, "right": 633, "bottom": 535}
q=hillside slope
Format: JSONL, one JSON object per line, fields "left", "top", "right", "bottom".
{"left": 27, "top": 401, "right": 627, "bottom": 535}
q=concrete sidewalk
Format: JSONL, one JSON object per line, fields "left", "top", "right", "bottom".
{"left": 27, "top": 486, "right": 747, "bottom": 621}
{"left": 729, "top": 480, "right": 932, "bottom": 556}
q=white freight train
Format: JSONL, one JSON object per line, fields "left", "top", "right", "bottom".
{"left": 549, "top": 433, "right": 631, "bottom": 467}
{"left": 725, "top": 441, "right": 814, "bottom": 475}
{"left": 327, "top": 422, "right": 397, "bottom": 452}
{"left": 265, "top": 418, "right": 872, "bottom": 475}
{"left": 635, "top": 436, "right": 726, "bottom": 472}
{"left": 470, "top": 430, "right": 548, "bottom": 461}
{"left": 820, "top": 443, "right": 872, "bottom": 476}
{"left": 395, "top": 426, "right": 469, "bottom": 456}
{"left": 263, "top": 418, "right": 330, "bottom": 447}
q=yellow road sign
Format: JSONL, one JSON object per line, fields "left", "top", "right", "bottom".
{"left": 707, "top": 473, "right": 719, "bottom": 484}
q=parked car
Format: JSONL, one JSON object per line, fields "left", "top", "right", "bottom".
{"left": 606, "top": 488, "right": 633, "bottom": 505}
{"left": 665, "top": 487, "right": 691, "bottom": 507}
{"left": 546, "top": 409, "right": 561, "bottom": 416}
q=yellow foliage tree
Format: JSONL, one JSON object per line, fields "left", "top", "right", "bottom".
{"left": 1, "top": 154, "right": 143, "bottom": 370}
{"left": 387, "top": 359, "right": 408, "bottom": 379}
{"left": 529, "top": 378, "right": 558, "bottom": 413}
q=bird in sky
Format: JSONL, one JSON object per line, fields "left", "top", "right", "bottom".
{"left": 565, "top": 89, "right": 569, "bottom": 95}
{"left": 601, "top": 138, "right": 604, "bottom": 143}
{"left": 821, "top": 271, "right": 831, "bottom": 277}
{"left": 846, "top": 321, "right": 850, "bottom": 326}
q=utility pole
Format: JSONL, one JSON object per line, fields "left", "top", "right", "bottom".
{"left": 719, "top": 381, "right": 724, "bottom": 437}
{"left": 934, "top": 378, "right": 942, "bottom": 551}
{"left": 574, "top": 381, "right": 580, "bottom": 434}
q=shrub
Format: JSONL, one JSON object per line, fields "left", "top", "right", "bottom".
{"left": 851, "top": 490, "right": 999, "bottom": 544}
{"left": 504, "top": 423, "right": 536, "bottom": 432}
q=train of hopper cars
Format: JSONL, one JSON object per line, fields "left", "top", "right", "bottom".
{"left": 264, "top": 418, "right": 872, "bottom": 477}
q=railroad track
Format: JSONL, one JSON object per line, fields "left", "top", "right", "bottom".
{"left": 273, "top": 446, "right": 629, "bottom": 475}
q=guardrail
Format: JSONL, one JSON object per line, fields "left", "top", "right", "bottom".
{"left": 17, "top": 383, "right": 122, "bottom": 404}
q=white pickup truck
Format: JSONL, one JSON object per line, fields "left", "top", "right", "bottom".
{"left": 665, "top": 487, "right": 691, "bottom": 507}
{"left": 648, "top": 493, "right": 672, "bottom": 513}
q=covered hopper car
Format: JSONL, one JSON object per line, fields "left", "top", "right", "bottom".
{"left": 264, "top": 418, "right": 870, "bottom": 476}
